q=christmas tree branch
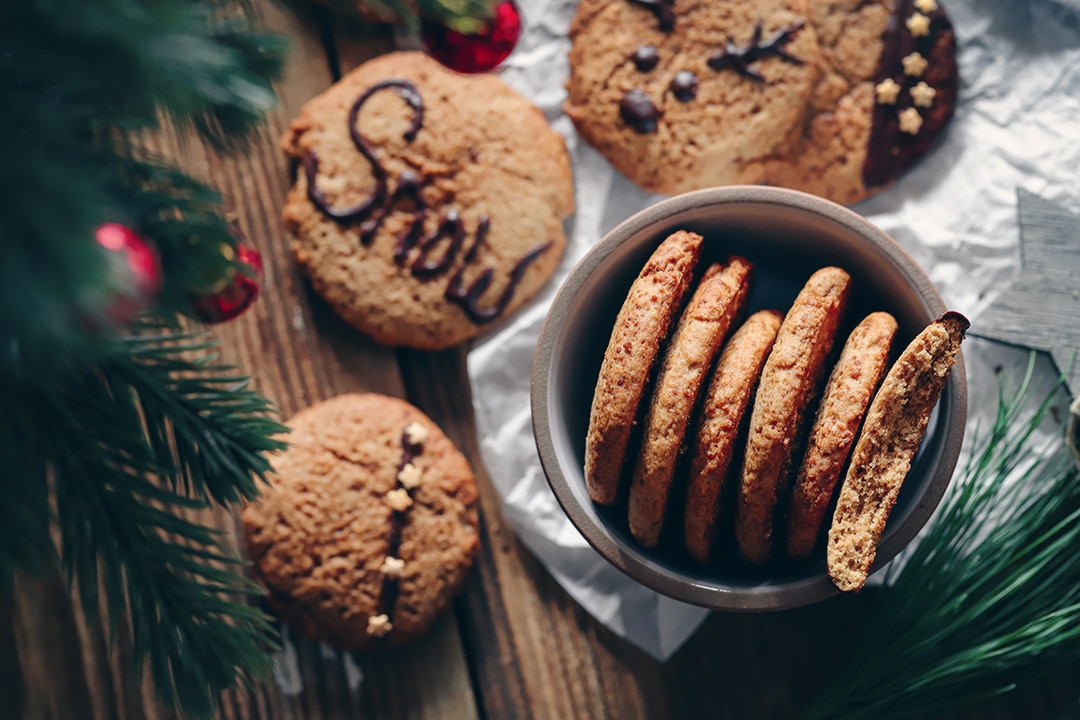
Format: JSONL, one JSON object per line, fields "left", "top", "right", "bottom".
{"left": 806, "top": 356, "right": 1080, "bottom": 719}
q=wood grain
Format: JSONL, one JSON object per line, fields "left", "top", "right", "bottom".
{"left": 4, "top": 1, "right": 1080, "bottom": 719}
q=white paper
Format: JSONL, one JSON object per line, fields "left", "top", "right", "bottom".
{"left": 467, "top": 0, "right": 1080, "bottom": 660}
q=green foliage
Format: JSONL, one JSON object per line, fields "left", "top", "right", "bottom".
{"left": 0, "top": 0, "right": 285, "bottom": 380}
{"left": 807, "top": 357, "right": 1080, "bottom": 719}
{"left": 3, "top": 327, "right": 288, "bottom": 716}
{"left": 346, "top": 0, "right": 499, "bottom": 31}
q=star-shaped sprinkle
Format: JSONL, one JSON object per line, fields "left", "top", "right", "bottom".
{"left": 899, "top": 107, "right": 924, "bottom": 134}
{"left": 914, "top": 0, "right": 938, "bottom": 13}
{"left": 907, "top": 12, "right": 931, "bottom": 37}
{"left": 875, "top": 78, "right": 902, "bottom": 104}
{"left": 404, "top": 421, "right": 428, "bottom": 445}
{"left": 397, "top": 462, "right": 423, "bottom": 489}
{"left": 386, "top": 488, "right": 413, "bottom": 512}
{"left": 367, "top": 614, "right": 393, "bottom": 638}
{"left": 902, "top": 52, "right": 928, "bottom": 77}
{"left": 380, "top": 556, "right": 406, "bottom": 577}
{"left": 707, "top": 19, "right": 805, "bottom": 82}
{"left": 972, "top": 189, "right": 1080, "bottom": 394}
{"left": 910, "top": 81, "right": 937, "bottom": 107}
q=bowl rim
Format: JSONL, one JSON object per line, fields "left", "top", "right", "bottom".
{"left": 531, "top": 185, "right": 968, "bottom": 611}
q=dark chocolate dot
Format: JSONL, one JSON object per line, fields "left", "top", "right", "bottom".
{"left": 619, "top": 89, "right": 661, "bottom": 134}
{"left": 632, "top": 45, "right": 660, "bottom": 72}
{"left": 671, "top": 70, "right": 699, "bottom": 102}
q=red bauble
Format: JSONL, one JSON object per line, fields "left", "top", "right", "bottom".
{"left": 94, "top": 222, "right": 163, "bottom": 325}
{"left": 421, "top": 1, "right": 521, "bottom": 74}
{"left": 187, "top": 243, "right": 264, "bottom": 324}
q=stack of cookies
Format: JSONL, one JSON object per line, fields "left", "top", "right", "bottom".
{"left": 585, "top": 231, "right": 967, "bottom": 591}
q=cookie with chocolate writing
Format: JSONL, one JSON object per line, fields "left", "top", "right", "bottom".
{"left": 282, "top": 51, "right": 574, "bottom": 349}
{"left": 565, "top": 0, "right": 958, "bottom": 205}
{"left": 241, "top": 393, "right": 479, "bottom": 650}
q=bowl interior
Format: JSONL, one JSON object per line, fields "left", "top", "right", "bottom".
{"left": 533, "top": 187, "right": 966, "bottom": 611}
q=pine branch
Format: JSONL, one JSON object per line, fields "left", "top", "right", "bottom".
{"left": 2, "top": 328, "right": 287, "bottom": 716}
{"left": 806, "top": 357, "right": 1080, "bottom": 720}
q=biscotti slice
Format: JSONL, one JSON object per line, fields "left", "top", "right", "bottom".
{"left": 735, "top": 266, "right": 850, "bottom": 565}
{"left": 628, "top": 256, "right": 754, "bottom": 547}
{"left": 786, "top": 311, "right": 898, "bottom": 560}
{"left": 827, "top": 311, "right": 969, "bottom": 592}
{"left": 684, "top": 309, "right": 783, "bottom": 563}
{"left": 584, "top": 230, "right": 703, "bottom": 505}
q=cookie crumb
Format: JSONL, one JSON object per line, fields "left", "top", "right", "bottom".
{"left": 398, "top": 462, "right": 423, "bottom": 489}
{"left": 914, "top": 0, "right": 938, "bottom": 13}
{"left": 405, "top": 421, "right": 429, "bottom": 445}
{"left": 367, "top": 614, "right": 393, "bottom": 638}
{"left": 902, "top": 52, "right": 928, "bottom": 77}
{"left": 380, "top": 556, "right": 406, "bottom": 577}
{"left": 910, "top": 82, "right": 937, "bottom": 108}
{"left": 906, "top": 12, "right": 931, "bottom": 37}
{"left": 899, "top": 107, "right": 924, "bottom": 134}
{"left": 875, "top": 78, "right": 902, "bottom": 105}
{"left": 387, "top": 488, "right": 414, "bottom": 512}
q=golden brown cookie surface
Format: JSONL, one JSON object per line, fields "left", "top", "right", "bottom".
{"left": 282, "top": 52, "right": 574, "bottom": 349}
{"left": 241, "top": 393, "right": 479, "bottom": 650}
{"left": 627, "top": 256, "right": 754, "bottom": 548}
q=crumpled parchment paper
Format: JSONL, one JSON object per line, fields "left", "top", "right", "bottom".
{"left": 467, "top": 0, "right": 1080, "bottom": 660}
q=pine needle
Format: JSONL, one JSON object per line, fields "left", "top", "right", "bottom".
{"left": 806, "top": 356, "right": 1080, "bottom": 720}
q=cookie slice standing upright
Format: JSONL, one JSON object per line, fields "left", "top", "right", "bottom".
{"left": 786, "top": 311, "right": 898, "bottom": 560}
{"left": 628, "top": 256, "right": 754, "bottom": 547}
{"left": 585, "top": 231, "right": 703, "bottom": 505}
{"left": 684, "top": 309, "right": 784, "bottom": 563}
{"left": 827, "top": 311, "right": 968, "bottom": 592}
{"left": 735, "top": 266, "right": 850, "bottom": 565}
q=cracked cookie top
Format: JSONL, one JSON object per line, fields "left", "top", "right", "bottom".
{"left": 282, "top": 51, "right": 574, "bottom": 349}
{"left": 241, "top": 393, "right": 479, "bottom": 650}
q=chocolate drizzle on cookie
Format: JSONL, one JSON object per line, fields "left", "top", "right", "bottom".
{"left": 862, "top": 0, "right": 957, "bottom": 188}
{"left": 372, "top": 424, "right": 426, "bottom": 639}
{"left": 304, "top": 80, "right": 553, "bottom": 326}
{"left": 707, "top": 19, "right": 805, "bottom": 82}
{"left": 627, "top": 0, "right": 675, "bottom": 32}
{"left": 304, "top": 80, "right": 423, "bottom": 222}
{"left": 620, "top": 88, "right": 662, "bottom": 133}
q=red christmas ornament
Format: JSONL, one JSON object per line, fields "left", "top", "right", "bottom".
{"left": 187, "top": 243, "right": 264, "bottom": 324}
{"left": 421, "top": 1, "right": 521, "bottom": 74}
{"left": 94, "top": 222, "right": 163, "bottom": 325}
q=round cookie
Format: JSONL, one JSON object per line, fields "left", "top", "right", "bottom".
{"left": 786, "top": 311, "right": 897, "bottom": 560}
{"left": 684, "top": 309, "right": 783, "bottom": 564}
{"left": 241, "top": 393, "right": 479, "bottom": 650}
{"left": 565, "top": 0, "right": 822, "bottom": 195}
{"left": 763, "top": 0, "right": 959, "bottom": 204}
{"left": 282, "top": 51, "right": 574, "bottom": 350}
{"left": 627, "top": 256, "right": 753, "bottom": 548}
{"left": 585, "top": 230, "right": 702, "bottom": 506}
{"left": 735, "top": 266, "right": 850, "bottom": 565}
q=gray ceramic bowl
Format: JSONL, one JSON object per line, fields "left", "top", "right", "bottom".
{"left": 532, "top": 186, "right": 967, "bottom": 611}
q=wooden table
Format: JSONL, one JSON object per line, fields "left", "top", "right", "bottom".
{"left": 3, "top": 2, "right": 1078, "bottom": 718}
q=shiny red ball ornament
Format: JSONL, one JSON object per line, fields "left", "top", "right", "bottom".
{"left": 421, "top": 1, "right": 521, "bottom": 74}
{"left": 94, "top": 222, "right": 163, "bottom": 325}
{"left": 187, "top": 243, "right": 264, "bottom": 324}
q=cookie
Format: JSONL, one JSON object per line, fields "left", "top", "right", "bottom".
{"left": 785, "top": 311, "right": 898, "bottom": 560}
{"left": 241, "top": 393, "right": 479, "bottom": 650}
{"left": 735, "top": 266, "right": 850, "bottom": 565}
{"left": 564, "top": 0, "right": 957, "bottom": 205}
{"left": 628, "top": 256, "right": 754, "bottom": 548}
{"left": 684, "top": 309, "right": 783, "bottom": 564}
{"left": 763, "top": 0, "right": 959, "bottom": 204}
{"left": 827, "top": 311, "right": 968, "bottom": 592}
{"left": 585, "top": 230, "right": 703, "bottom": 505}
{"left": 565, "top": 0, "right": 822, "bottom": 195}
{"left": 282, "top": 51, "right": 574, "bottom": 350}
